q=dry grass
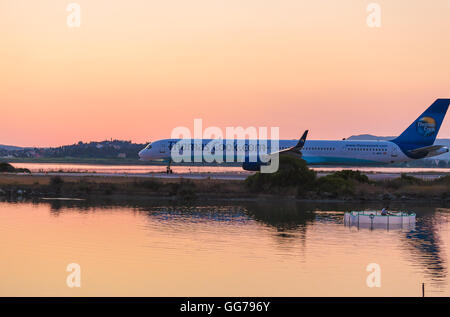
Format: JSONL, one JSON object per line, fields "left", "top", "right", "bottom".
{"left": 0, "top": 174, "right": 248, "bottom": 198}
{"left": 393, "top": 184, "right": 449, "bottom": 197}
{"left": 0, "top": 174, "right": 51, "bottom": 185}
{"left": 1, "top": 173, "right": 448, "bottom": 201}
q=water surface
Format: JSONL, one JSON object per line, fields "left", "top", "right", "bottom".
{"left": 12, "top": 162, "right": 450, "bottom": 175}
{"left": 0, "top": 199, "right": 448, "bottom": 296}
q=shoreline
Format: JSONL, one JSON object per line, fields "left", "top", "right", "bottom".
{"left": 1, "top": 173, "right": 449, "bottom": 203}
{"left": 4, "top": 159, "right": 450, "bottom": 171}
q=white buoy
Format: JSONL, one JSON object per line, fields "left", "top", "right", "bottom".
{"left": 344, "top": 211, "right": 416, "bottom": 230}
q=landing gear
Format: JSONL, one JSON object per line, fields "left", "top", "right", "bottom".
{"left": 166, "top": 160, "right": 173, "bottom": 174}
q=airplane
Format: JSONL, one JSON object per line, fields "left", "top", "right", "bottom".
{"left": 139, "top": 99, "right": 450, "bottom": 172}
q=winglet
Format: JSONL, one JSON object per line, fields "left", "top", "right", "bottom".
{"left": 269, "top": 129, "right": 308, "bottom": 157}
{"left": 294, "top": 130, "right": 308, "bottom": 150}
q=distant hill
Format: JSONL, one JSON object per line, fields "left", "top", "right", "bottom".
{"left": 0, "top": 144, "right": 24, "bottom": 151}
{"left": 0, "top": 140, "right": 146, "bottom": 160}
{"left": 347, "top": 134, "right": 450, "bottom": 161}
{"left": 347, "top": 134, "right": 394, "bottom": 141}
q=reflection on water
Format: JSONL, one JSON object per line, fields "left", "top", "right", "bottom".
{"left": 11, "top": 162, "right": 450, "bottom": 175}
{"left": 11, "top": 163, "right": 249, "bottom": 175}
{"left": 403, "top": 214, "right": 448, "bottom": 286}
{"left": 0, "top": 198, "right": 448, "bottom": 296}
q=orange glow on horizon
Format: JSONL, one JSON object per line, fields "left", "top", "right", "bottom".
{"left": 1, "top": 0, "right": 450, "bottom": 147}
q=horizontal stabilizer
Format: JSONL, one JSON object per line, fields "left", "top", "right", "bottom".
{"left": 408, "top": 145, "right": 444, "bottom": 155}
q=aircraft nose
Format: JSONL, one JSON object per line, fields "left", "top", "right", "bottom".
{"left": 138, "top": 149, "right": 145, "bottom": 159}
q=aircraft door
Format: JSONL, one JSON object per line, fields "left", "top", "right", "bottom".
{"left": 391, "top": 145, "right": 398, "bottom": 157}
{"left": 160, "top": 143, "right": 166, "bottom": 153}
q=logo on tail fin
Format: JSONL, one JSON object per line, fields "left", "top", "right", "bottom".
{"left": 416, "top": 116, "right": 436, "bottom": 137}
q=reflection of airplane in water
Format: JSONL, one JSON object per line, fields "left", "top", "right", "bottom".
{"left": 401, "top": 212, "right": 449, "bottom": 283}
{"left": 38, "top": 199, "right": 448, "bottom": 284}
{"left": 139, "top": 99, "right": 450, "bottom": 171}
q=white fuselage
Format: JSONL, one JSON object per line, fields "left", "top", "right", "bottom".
{"left": 139, "top": 139, "right": 414, "bottom": 166}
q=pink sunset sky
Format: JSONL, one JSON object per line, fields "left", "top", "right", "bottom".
{"left": 1, "top": 0, "right": 449, "bottom": 147}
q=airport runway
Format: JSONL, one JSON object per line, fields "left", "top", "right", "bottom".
{"left": 28, "top": 171, "right": 447, "bottom": 181}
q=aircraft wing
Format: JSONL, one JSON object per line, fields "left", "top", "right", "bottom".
{"left": 261, "top": 130, "right": 308, "bottom": 161}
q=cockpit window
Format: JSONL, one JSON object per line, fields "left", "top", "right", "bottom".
{"left": 145, "top": 143, "right": 152, "bottom": 150}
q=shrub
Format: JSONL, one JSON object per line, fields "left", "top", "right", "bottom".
{"left": 0, "top": 162, "right": 18, "bottom": 173}
{"left": 315, "top": 175, "right": 355, "bottom": 196}
{"left": 245, "top": 156, "right": 316, "bottom": 194}
{"left": 76, "top": 182, "right": 92, "bottom": 194}
{"left": 168, "top": 179, "right": 197, "bottom": 200}
{"left": 103, "top": 184, "right": 116, "bottom": 195}
{"left": 137, "top": 180, "right": 160, "bottom": 191}
{"left": 330, "top": 170, "right": 369, "bottom": 183}
{"left": 399, "top": 173, "right": 423, "bottom": 185}
{"left": 313, "top": 170, "right": 371, "bottom": 197}
{"left": 433, "top": 175, "right": 450, "bottom": 185}
{"left": 384, "top": 173, "right": 424, "bottom": 189}
{"left": 14, "top": 168, "right": 31, "bottom": 173}
{"left": 50, "top": 176, "right": 64, "bottom": 187}
{"left": 0, "top": 162, "right": 31, "bottom": 173}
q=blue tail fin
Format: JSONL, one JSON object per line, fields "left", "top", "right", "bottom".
{"left": 392, "top": 99, "right": 450, "bottom": 146}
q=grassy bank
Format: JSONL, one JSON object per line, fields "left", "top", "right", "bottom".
{"left": 244, "top": 157, "right": 450, "bottom": 201}
{"left": 0, "top": 174, "right": 246, "bottom": 201}
{"left": 1, "top": 168, "right": 449, "bottom": 203}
